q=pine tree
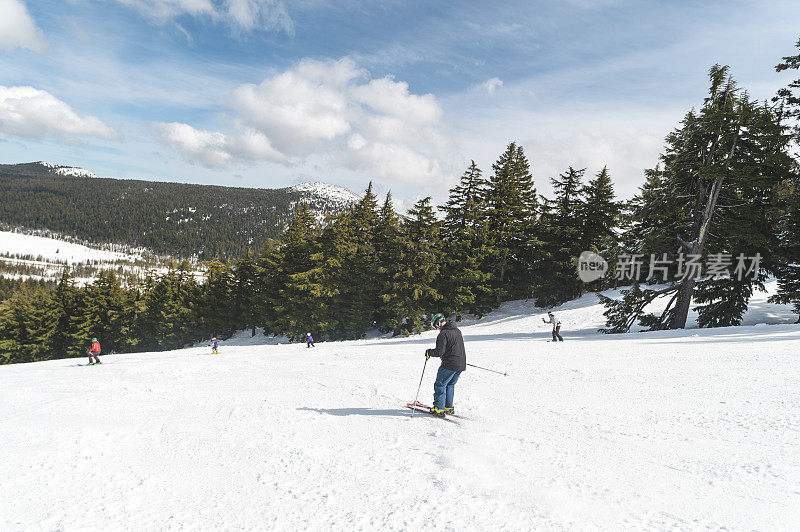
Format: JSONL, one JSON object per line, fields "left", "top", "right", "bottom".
{"left": 775, "top": 37, "right": 800, "bottom": 140}
{"left": 577, "top": 166, "right": 621, "bottom": 291}
{"left": 0, "top": 287, "right": 52, "bottom": 363}
{"left": 231, "top": 252, "right": 259, "bottom": 336}
{"left": 267, "top": 203, "right": 326, "bottom": 341}
{"left": 535, "top": 167, "right": 586, "bottom": 306}
{"left": 374, "top": 193, "right": 405, "bottom": 333}
{"left": 136, "top": 263, "right": 200, "bottom": 350}
{"left": 47, "top": 271, "right": 82, "bottom": 358}
{"left": 769, "top": 178, "right": 800, "bottom": 321}
{"left": 381, "top": 198, "right": 442, "bottom": 334}
{"left": 603, "top": 65, "right": 796, "bottom": 331}
{"left": 76, "top": 271, "right": 129, "bottom": 354}
{"left": 440, "top": 162, "right": 494, "bottom": 317}
{"left": 484, "top": 143, "right": 538, "bottom": 302}
{"left": 579, "top": 166, "right": 620, "bottom": 253}
{"left": 325, "top": 183, "right": 381, "bottom": 339}
{"left": 200, "top": 261, "right": 235, "bottom": 339}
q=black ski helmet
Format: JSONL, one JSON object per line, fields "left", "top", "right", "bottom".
{"left": 431, "top": 313, "right": 446, "bottom": 329}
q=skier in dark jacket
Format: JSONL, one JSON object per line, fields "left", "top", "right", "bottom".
{"left": 425, "top": 313, "right": 466, "bottom": 418}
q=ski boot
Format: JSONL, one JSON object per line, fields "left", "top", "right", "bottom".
{"left": 444, "top": 407, "right": 454, "bottom": 415}
{"left": 429, "top": 407, "right": 446, "bottom": 418}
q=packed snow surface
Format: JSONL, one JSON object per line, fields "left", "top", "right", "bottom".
{"left": 2, "top": 294, "right": 799, "bottom": 530}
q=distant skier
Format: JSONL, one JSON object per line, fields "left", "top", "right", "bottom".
{"left": 306, "top": 333, "right": 315, "bottom": 348}
{"left": 88, "top": 338, "right": 102, "bottom": 365}
{"left": 211, "top": 337, "right": 219, "bottom": 354}
{"left": 543, "top": 312, "right": 563, "bottom": 342}
{"left": 425, "top": 313, "right": 466, "bottom": 418}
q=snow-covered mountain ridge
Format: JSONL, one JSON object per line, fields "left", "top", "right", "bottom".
{"left": 286, "top": 181, "right": 361, "bottom": 221}
{"left": 0, "top": 161, "right": 363, "bottom": 258}
{"left": 34, "top": 161, "right": 99, "bottom": 179}
{"left": 288, "top": 181, "right": 361, "bottom": 205}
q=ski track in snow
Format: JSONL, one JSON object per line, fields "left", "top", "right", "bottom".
{"left": 2, "top": 296, "right": 800, "bottom": 529}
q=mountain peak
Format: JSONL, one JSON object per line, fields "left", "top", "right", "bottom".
{"left": 33, "top": 161, "right": 99, "bottom": 179}
{"left": 288, "top": 181, "right": 360, "bottom": 203}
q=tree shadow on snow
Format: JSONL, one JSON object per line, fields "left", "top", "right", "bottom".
{"left": 297, "top": 407, "right": 411, "bottom": 418}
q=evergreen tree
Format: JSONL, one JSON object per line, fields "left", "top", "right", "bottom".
{"left": 535, "top": 167, "right": 586, "bottom": 306}
{"left": 579, "top": 166, "right": 620, "bottom": 253}
{"left": 775, "top": 36, "right": 800, "bottom": 140}
{"left": 136, "top": 263, "right": 200, "bottom": 350}
{"left": 0, "top": 287, "right": 52, "bottom": 364}
{"left": 577, "top": 166, "right": 621, "bottom": 291}
{"left": 374, "top": 193, "right": 405, "bottom": 333}
{"left": 200, "top": 261, "right": 235, "bottom": 339}
{"left": 769, "top": 178, "right": 800, "bottom": 320}
{"left": 267, "top": 203, "right": 326, "bottom": 341}
{"left": 47, "top": 271, "right": 82, "bottom": 358}
{"left": 381, "top": 198, "right": 442, "bottom": 334}
{"left": 440, "top": 162, "right": 494, "bottom": 317}
{"left": 76, "top": 271, "right": 130, "bottom": 354}
{"left": 603, "top": 65, "right": 796, "bottom": 331}
{"left": 484, "top": 143, "right": 538, "bottom": 302}
{"left": 231, "top": 252, "right": 259, "bottom": 336}
{"left": 325, "top": 183, "right": 381, "bottom": 339}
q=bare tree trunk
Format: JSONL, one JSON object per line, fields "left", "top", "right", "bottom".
{"left": 672, "top": 267, "right": 697, "bottom": 329}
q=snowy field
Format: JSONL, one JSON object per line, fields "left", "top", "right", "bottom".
{"left": 0, "top": 230, "right": 181, "bottom": 285}
{"left": 0, "top": 230, "right": 141, "bottom": 264}
{"left": 2, "top": 292, "right": 800, "bottom": 530}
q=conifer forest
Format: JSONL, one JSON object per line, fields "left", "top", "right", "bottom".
{"left": 3, "top": 40, "right": 800, "bottom": 365}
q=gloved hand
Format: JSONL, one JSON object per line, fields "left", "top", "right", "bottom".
{"left": 425, "top": 349, "right": 431, "bottom": 360}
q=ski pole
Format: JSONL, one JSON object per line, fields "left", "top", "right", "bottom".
{"left": 466, "top": 362, "right": 508, "bottom": 376}
{"left": 411, "top": 356, "right": 428, "bottom": 418}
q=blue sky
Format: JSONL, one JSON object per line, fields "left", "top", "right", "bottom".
{"left": 1, "top": 0, "right": 799, "bottom": 207}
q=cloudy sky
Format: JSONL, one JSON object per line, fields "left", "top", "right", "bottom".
{"left": 1, "top": 0, "right": 799, "bottom": 207}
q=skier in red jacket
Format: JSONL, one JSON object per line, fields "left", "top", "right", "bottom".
{"left": 88, "top": 338, "right": 102, "bottom": 365}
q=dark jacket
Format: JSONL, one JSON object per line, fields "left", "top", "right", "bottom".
{"left": 428, "top": 322, "right": 466, "bottom": 372}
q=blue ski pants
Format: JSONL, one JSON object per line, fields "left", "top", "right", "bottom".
{"left": 433, "top": 367, "right": 462, "bottom": 410}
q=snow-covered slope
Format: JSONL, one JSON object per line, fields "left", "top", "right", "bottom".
{"left": 35, "top": 161, "right": 99, "bottom": 179}
{"left": 289, "top": 181, "right": 361, "bottom": 207}
{"left": 0, "top": 230, "right": 140, "bottom": 264}
{"left": 0, "top": 230, "right": 176, "bottom": 285}
{"left": 2, "top": 292, "right": 799, "bottom": 529}
{"left": 288, "top": 181, "right": 361, "bottom": 223}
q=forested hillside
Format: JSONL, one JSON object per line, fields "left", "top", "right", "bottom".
{"left": 0, "top": 163, "right": 357, "bottom": 259}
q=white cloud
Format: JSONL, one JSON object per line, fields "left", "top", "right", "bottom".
{"left": 108, "top": 0, "right": 294, "bottom": 35}
{"left": 476, "top": 77, "right": 503, "bottom": 95}
{"left": 154, "top": 122, "right": 231, "bottom": 167}
{"left": 0, "top": 0, "right": 47, "bottom": 52}
{"left": 231, "top": 58, "right": 358, "bottom": 154}
{"left": 156, "top": 57, "right": 455, "bottom": 185}
{"left": 0, "top": 85, "right": 120, "bottom": 141}
{"left": 153, "top": 122, "right": 284, "bottom": 168}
